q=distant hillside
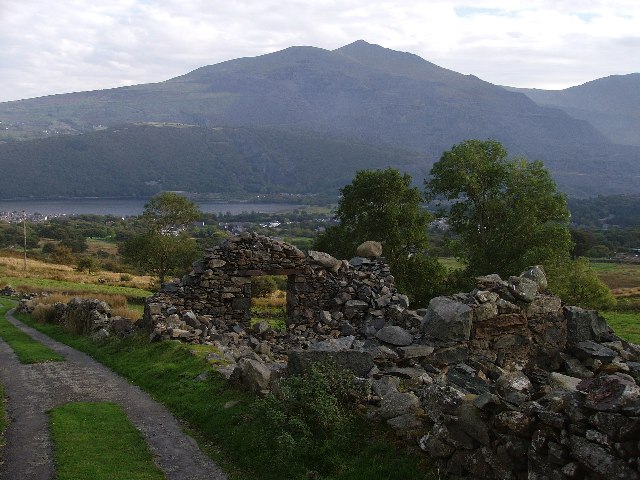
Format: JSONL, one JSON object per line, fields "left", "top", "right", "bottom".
{"left": 0, "top": 124, "right": 425, "bottom": 199}
{"left": 509, "top": 74, "right": 640, "bottom": 147}
{"left": 1, "top": 41, "right": 639, "bottom": 197}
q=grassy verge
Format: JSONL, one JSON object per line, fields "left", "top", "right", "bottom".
{"left": 0, "top": 298, "right": 64, "bottom": 363}
{"left": 49, "top": 402, "right": 165, "bottom": 480}
{"left": 15, "top": 312, "right": 435, "bottom": 480}
{"left": 602, "top": 311, "right": 640, "bottom": 344}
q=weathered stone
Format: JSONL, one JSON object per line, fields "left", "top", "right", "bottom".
{"left": 474, "top": 301, "right": 499, "bottom": 322}
{"left": 397, "top": 345, "right": 435, "bottom": 359}
{"left": 453, "top": 402, "right": 491, "bottom": 445}
{"left": 386, "top": 413, "right": 422, "bottom": 430}
{"left": 508, "top": 276, "right": 538, "bottom": 302}
{"left": 236, "top": 357, "right": 271, "bottom": 392}
{"left": 379, "top": 391, "right": 420, "bottom": 419}
{"left": 565, "top": 306, "right": 613, "bottom": 345}
{"left": 494, "top": 411, "right": 535, "bottom": 438}
{"left": 572, "top": 340, "right": 617, "bottom": 363}
{"left": 422, "top": 297, "right": 473, "bottom": 342}
{"left": 375, "top": 325, "right": 413, "bottom": 346}
{"left": 356, "top": 241, "right": 383, "bottom": 258}
{"left": 308, "top": 250, "right": 342, "bottom": 272}
{"left": 580, "top": 373, "right": 640, "bottom": 413}
{"left": 287, "top": 350, "right": 374, "bottom": 377}
{"left": 549, "top": 372, "right": 582, "bottom": 391}
{"left": 496, "top": 370, "right": 533, "bottom": 397}
{"left": 430, "top": 345, "right": 469, "bottom": 366}
{"left": 569, "top": 435, "right": 640, "bottom": 480}
{"left": 308, "top": 335, "right": 355, "bottom": 352}
{"left": 521, "top": 265, "right": 548, "bottom": 290}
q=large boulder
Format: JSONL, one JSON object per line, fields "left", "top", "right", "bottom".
{"left": 422, "top": 297, "right": 473, "bottom": 343}
{"left": 356, "top": 241, "right": 383, "bottom": 258}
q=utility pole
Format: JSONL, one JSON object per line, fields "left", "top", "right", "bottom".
{"left": 23, "top": 210, "right": 27, "bottom": 271}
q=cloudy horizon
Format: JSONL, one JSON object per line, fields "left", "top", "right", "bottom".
{"left": 1, "top": 0, "right": 639, "bottom": 103}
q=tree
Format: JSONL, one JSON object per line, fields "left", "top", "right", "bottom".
{"left": 121, "top": 192, "right": 202, "bottom": 283}
{"left": 314, "top": 168, "right": 446, "bottom": 306}
{"left": 425, "top": 139, "right": 572, "bottom": 277}
{"left": 141, "top": 192, "right": 201, "bottom": 234}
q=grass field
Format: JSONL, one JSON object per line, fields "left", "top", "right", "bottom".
{"left": 602, "top": 311, "right": 640, "bottom": 344}
{"left": 0, "top": 253, "right": 153, "bottom": 294}
{"left": 49, "top": 402, "right": 164, "bottom": 480}
{"left": 0, "top": 297, "right": 64, "bottom": 363}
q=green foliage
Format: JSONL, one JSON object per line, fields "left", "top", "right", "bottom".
{"left": 314, "top": 168, "right": 447, "bottom": 307}
{"left": 251, "top": 276, "right": 278, "bottom": 298}
{"left": 75, "top": 256, "right": 99, "bottom": 274}
{"left": 49, "top": 402, "right": 165, "bottom": 480}
{"left": 426, "top": 139, "right": 573, "bottom": 278}
{"left": 251, "top": 362, "right": 368, "bottom": 472}
{"left": 122, "top": 193, "right": 202, "bottom": 283}
{"left": 141, "top": 192, "right": 201, "bottom": 233}
{"left": 546, "top": 257, "right": 616, "bottom": 310}
{"left": 51, "top": 245, "right": 75, "bottom": 265}
{"left": 0, "top": 223, "right": 39, "bottom": 249}
{"left": 121, "top": 232, "right": 199, "bottom": 284}
{"left": 0, "top": 298, "right": 64, "bottom": 363}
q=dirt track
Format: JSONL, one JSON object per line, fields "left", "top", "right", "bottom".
{"left": 0, "top": 308, "right": 227, "bottom": 480}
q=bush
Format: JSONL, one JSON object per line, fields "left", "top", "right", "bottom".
{"left": 251, "top": 362, "right": 368, "bottom": 471}
{"left": 547, "top": 257, "right": 616, "bottom": 310}
{"left": 120, "top": 273, "right": 133, "bottom": 282}
{"left": 251, "top": 276, "right": 278, "bottom": 298}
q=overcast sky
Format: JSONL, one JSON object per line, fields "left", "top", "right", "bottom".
{"left": 1, "top": 0, "right": 639, "bottom": 103}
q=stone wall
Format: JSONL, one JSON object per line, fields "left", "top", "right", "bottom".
{"left": 143, "top": 236, "right": 640, "bottom": 479}
{"left": 143, "top": 233, "right": 419, "bottom": 344}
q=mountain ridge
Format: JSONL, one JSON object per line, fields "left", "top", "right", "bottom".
{"left": 1, "top": 40, "right": 639, "bottom": 197}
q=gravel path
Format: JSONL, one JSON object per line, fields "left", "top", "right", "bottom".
{"left": 0, "top": 308, "right": 227, "bottom": 480}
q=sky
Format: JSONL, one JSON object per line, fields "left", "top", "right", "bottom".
{"left": 1, "top": 0, "right": 639, "bottom": 103}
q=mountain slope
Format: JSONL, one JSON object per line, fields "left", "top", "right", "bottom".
{"left": 0, "top": 124, "right": 425, "bottom": 199}
{"left": 0, "top": 41, "right": 639, "bottom": 197}
{"left": 509, "top": 73, "right": 640, "bottom": 146}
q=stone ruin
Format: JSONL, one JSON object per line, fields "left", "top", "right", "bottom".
{"left": 144, "top": 233, "right": 640, "bottom": 479}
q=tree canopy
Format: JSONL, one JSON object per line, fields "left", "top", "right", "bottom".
{"left": 315, "top": 168, "right": 446, "bottom": 306}
{"left": 141, "top": 192, "right": 201, "bottom": 233}
{"left": 425, "top": 139, "right": 572, "bottom": 277}
{"left": 121, "top": 192, "right": 202, "bottom": 283}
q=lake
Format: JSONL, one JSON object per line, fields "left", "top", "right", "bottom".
{"left": 0, "top": 198, "right": 303, "bottom": 217}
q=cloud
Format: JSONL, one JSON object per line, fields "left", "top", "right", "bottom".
{"left": 0, "top": 0, "right": 638, "bottom": 101}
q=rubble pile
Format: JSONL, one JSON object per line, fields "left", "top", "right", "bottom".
{"left": 142, "top": 236, "right": 640, "bottom": 479}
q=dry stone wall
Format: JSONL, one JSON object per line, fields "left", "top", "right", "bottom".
{"left": 143, "top": 236, "right": 640, "bottom": 479}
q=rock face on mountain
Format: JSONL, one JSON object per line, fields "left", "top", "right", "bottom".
{"left": 2, "top": 41, "right": 639, "bottom": 196}
{"left": 144, "top": 236, "right": 640, "bottom": 479}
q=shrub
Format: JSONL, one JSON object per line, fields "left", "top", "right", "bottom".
{"left": 31, "top": 303, "right": 56, "bottom": 324}
{"left": 120, "top": 273, "right": 133, "bottom": 282}
{"left": 251, "top": 276, "right": 278, "bottom": 298}
{"left": 251, "top": 362, "right": 368, "bottom": 470}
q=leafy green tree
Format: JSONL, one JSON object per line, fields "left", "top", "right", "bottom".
{"left": 121, "top": 192, "right": 202, "bottom": 283}
{"left": 141, "top": 192, "right": 201, "bottom": 234}
{"left": 314, "top": 168, "right": 446, "bottom": 306}
{"left": 425, "top": 139, "right": 572, "bottom": 277}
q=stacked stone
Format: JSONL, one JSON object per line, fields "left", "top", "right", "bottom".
{"left": 414, "top": 268, "right": 640, "bottom": 479}
{"left": 143, "top": 234, "right": 419, "bottom": 347}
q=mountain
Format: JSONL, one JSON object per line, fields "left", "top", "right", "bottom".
{"left": 1, "top": 40, "right": 639, "bottom": 197}
{"left": 0, "top": 123, "right": 425, "bottom": 199}
{"left": 509, "top": 73, "right": 640, "bottom": 147}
